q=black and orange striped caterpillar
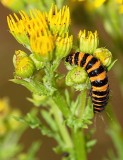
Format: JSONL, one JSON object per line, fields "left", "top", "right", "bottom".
{"left": 66, "top": 52, "right": 109, "bottom": 113}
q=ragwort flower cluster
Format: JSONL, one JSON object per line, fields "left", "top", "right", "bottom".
{"left": 7, "top": 5, "right": 72, "bottom": 78}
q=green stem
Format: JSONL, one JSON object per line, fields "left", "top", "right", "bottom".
{"left": 49, "top": 99, "right": 73, "bottom": 149}
{"left": 45, "top": 62, "right": 71, "bottom": 118}
{"left": 52, "top": 92, "right": 71, "bottom": 118}
{"left": 73, "top": 129, "right": 87, "bottom": 160}
{"left": 78, "top": 90, "right": 87, "bottom": 118}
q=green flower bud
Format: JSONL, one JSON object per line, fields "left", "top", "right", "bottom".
{"left": 93, "top": 48, "right": 112, "bottom": 67}
{"left": 13, "top": 50, "right": 27, "bottom": 67}
{"left": 78, "top": 30, "right": 99, "bottom": 54}
{"left": 14, "top": 50, "right": 35, "bottom": 78}
{"left": 66, "top": 67, "right": 88, "bottom": 90}
{"left": 55, "top": 34, "right": 73, "bottom": 60}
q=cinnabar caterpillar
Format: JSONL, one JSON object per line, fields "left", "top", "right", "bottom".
{"left": 66, "top": 52, "right": 109, "bottom": 113}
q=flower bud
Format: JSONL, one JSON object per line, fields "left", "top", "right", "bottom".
{"left": 78, "top": 30, "right": 99, "bottom": 54}
{"left": 93, "top": 48, "right": 112, "bottom": 67}
{"left": 66, "top": 67, "right": 88, "bottom": 90}
{"left": 13, "top": 50, "right": 27, "bottom": 67}
{"left": 46, "top": 5, "right": 70, "bottom": 36}
{"left": 55, "top": 34, "right": 73, "bottom": 60}
{"left": 14, "top": 50, "right": 35, "bottom": 78}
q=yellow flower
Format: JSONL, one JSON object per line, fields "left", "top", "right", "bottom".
{"left": 7, "top": 5, "right": 71, "bottom": 46}
{"left": 78, "top": 30, "right": 99, "bottom": 54}
{"left": 27, "top": 10, "right": 49, "bottom": 35}
{"left": 0, "top": 98, "right": 10, "bottom": 119}
{"left": 7, "top": 10, "right": 49, "bottom": 48}
{"left": 28, "top": 10, "right": 55, "bottom": 61}
{"left": 55, "top": 33, "right": 73, "bottom": 60}
{"left": 46, "top": 5, "right": 70, "bottom": 36}
{"left": 7, "top": 6, "right": 72, "bottom": 62}
{"left": 30, "top": 32, "right": 55, "bottom": 61}
{"left": 7, "top": 11, "right": 30, "bottom": 47}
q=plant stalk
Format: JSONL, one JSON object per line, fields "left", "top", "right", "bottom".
{"left": 49, "top": 99, "right": 73, "bottom": 149}
{"left": 73, "top": 129, "right": 87, "bottom": 160}
{"left": 78, "top": 90, "right": 87, "bottom": 118}
{"left": 52, "top": 92, "right": 71, "bottom": 118}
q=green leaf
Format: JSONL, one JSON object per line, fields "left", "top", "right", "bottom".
{"left": 64, "top": 89, "right": 71, "bottom": 107}
{"left": 104, "top": 149, "right": 117, "bottom": 160}
{"left": 0, "top": 131, "right": 23, "bottom": 159}
{"left": 70, "top": 95, "right": 81, "bottom": 116}
{"left": 107, "top": 59, "right": 117, "bottom": 71}
{"left": 27, "top": 94, "right": 48, "bottom": 107}
{"left": 10, "top": 79, "right": 48, "bottom": 95}
{"left": 41, "top": 110, "right": 58, "bottom": 132}
{"left": 65, "top": 61, "right": 75, "bottom": 71}
{"left": 38, "top": 125, "right": 54, "bottom": 137}
{"left": 86, "top": 139, "right": 97, "bottom": 152}
{"left": 106, "top": 122, "right": 123, "bottom": 160}
{"left": 82, "top": 97, "right": 94, "bottom": 120}
{"left": 52, "top": 92, "right": 71, "bottom": 118}
{"left": 26, "top": 141, "right": 41, "bottom": 160}
{"left": 25, "top": 113, "right": 40, "bottom": 129}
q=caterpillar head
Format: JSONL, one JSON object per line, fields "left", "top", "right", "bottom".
{"left": 65, "top": 53, "right": 74, "bottom": 64}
